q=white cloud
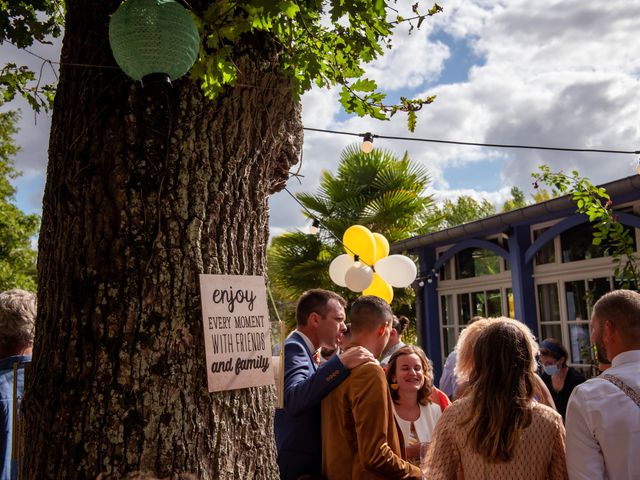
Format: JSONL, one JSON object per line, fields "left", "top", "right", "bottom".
{"left": 4, "top": 1, "right": 640, "bottom": 236}
{"left": 432, "top": 185, "right": 514, "bottom": 208}
{"left": 364, "top": 27, "right": 450, "bottom": 90}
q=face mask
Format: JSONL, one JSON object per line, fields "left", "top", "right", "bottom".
{"left": 543, "top": 364, "right": 559, "bottom": 376}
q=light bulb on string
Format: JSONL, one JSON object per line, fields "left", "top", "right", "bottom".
{"left": 361, "top": 132, "right": 374, "bottom": 154}
{"left": 309, "top": 219, "right": 320, "bottom": 235}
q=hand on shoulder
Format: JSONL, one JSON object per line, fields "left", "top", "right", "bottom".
{"left": 339, "top": 346, "right": 374, "bottom": 370}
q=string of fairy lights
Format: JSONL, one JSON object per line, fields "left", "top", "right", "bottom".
{"left": 11, "top": 9, "right": 640, "bottom": 270}
{"left": 302, "top": 127, "right": 640, "bottom": 155}
{"left": 296, "top": 126, "right": 639, "bottom": 234}
{"left": 288, "top": 127, "right": 639, "bottom": 286}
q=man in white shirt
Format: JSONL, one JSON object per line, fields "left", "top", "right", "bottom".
{"left": 566, "top": 289, "right": 640, "bottom": 479}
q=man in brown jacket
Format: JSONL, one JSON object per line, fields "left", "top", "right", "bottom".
{"left": 321, "top": 296, "right": 422, "bottom": 479}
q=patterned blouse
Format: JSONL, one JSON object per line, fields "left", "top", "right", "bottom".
{"left": 422, "top": 396, "right": 568, "bottom": 480}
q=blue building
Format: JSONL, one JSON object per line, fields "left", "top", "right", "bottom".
{"left": 392, "top": 175, "right": 640, "bottom": 384}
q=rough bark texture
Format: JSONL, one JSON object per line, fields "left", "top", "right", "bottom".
{"left": 21, "top": 1, "right": 301, "bottom": 478}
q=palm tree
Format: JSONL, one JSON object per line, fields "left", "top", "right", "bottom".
{"left": 268, "top": 145, "right": 438, "bottom": 328}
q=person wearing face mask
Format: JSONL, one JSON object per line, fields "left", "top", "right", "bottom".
{"left": 539, "top": 338, "right": 585, "bottom": 421}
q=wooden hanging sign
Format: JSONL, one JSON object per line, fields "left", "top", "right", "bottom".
{"left": 199, "top": 274, "right": 273, "bottom": 392}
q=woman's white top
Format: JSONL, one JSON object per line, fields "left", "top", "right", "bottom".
{"left": 394, "top": 402, "right": 443, "bottom": 446}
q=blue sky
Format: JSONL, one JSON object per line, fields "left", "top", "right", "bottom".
{"left": 2, "top": 0, "right": 639, "bottom": 238}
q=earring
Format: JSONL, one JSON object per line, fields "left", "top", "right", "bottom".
{"left": 390, "top": 383, "right": 399, "bottom": 390}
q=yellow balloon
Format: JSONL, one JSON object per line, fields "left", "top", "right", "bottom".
{"left": 372, "top": 233, "right": 390, "bottom": 263}
{"left": 343, "top": 225, "right": 376, "bottom": 266}
{"left": 363, "top": 273, "right": 394, "bottom": 304}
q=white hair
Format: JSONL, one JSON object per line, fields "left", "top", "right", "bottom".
{"left": 0, "top": 289, "right": 36, "bottom": 350}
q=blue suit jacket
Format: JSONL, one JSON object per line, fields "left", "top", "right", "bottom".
{"left": 274, "top": 332, "right": 349, "bottom": 480}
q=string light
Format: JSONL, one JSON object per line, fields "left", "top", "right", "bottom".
{"left": 361, "top": 132, "right": 374, "bottom": 153}
{"left": 8, "top": 45, "right": 640, "bottom": 159}
{"left": 309, "top": 218, "right": 320, "bottom": 235}
{"left": 414, "top": 269, "right": 439, "bottom": 288}
{"left": 304, "top": 127, "right": 639, "bottom": 156}
{"left": 282, "top": 188, "right": 374, "bottom": 268}
{"left": 10, "top": 46, "right": 639, "bottom": 159}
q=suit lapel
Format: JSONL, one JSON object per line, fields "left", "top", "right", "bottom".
{"left": 291, "top": 331, "right": 318, "bottom": 372}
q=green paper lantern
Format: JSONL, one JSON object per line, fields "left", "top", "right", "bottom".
{"left": 109, "top": 0, "right": 200, "bottom": 84}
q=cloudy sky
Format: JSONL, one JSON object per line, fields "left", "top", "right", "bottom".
{"left": 3, "top": 0, "right": 640, "bottom": 238}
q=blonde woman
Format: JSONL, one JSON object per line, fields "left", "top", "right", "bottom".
{"left": 454, "top": 317, "right": 555, "bottom": 409}
{"left": 423, "top": 318, "right": 568, "bottom": 479}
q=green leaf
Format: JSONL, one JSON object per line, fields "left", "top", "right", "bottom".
{"left": 351, "top": 78, "right": 377, "bottom": 92}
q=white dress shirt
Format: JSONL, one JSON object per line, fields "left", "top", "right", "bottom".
{"left": 292, "top": 330, "right": 317, "bottom": 359}
{"left": 565, "top": 349, "right": 640, "bottom": 480}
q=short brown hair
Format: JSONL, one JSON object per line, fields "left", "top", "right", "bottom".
{"left": 386, "top": 345, "right": 434, "bottom": 405}
{"left": 592, "top": 289, "right": 640, "bottom": 343}
{"left": 349, "top": 296, "right": 392, "bottom": 333}
{"left": 295, "top": 289, "right": 346, "bottom": 326}
{"left": 0, "top": 289, "right": 36, "bottom": 351}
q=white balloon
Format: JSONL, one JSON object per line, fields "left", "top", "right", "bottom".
{"left": 329, "top": 254, "right": 353, "bottom": 287}
{"left": 344, "top": 264, "right": 374, "bottom": 292}
{"left": 374, "top": 255, "right": 417, "bottom": 288}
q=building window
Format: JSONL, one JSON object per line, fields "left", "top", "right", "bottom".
{"left": 440, "top": 294, "right": 455, "bottom": 358}
{"left": 485, "top": 289, "right": 502, "bottom": 317}
{"left": 537, "top": 283, "right": 561, "bottom": 322}
{"left": 441, "top": 288, "right": 510, "bottom": 360}
{"left": 455, "top": 247, "right": 501, "bottom": 279}
{"left": 565, "top": 280, "right": 589, "bottom": 322}
{"left": 441, "top": 294, "right": 453, "bottom": 324}
{"left": 565, "top": 277, "right": 612, "bottom": 365}
{"left": 561, "top": 223, "right": 605, "bottom": 262}
{"left": 438, "top": 253, "right": 452, "bottom": 281}
{"left": 568, "top": 323, "right": 591, "bottom": 365}
{"left": 537, "top": 277, "right": 615, "bottom": 374}
{"left": 457, "top": 293, "right": 471, "bottom": 325}
{"left": 506, "top": 288, "right": 515, "bottom": 318}
{"left": 533, "top": 227, "right": 555, "bottom": 265}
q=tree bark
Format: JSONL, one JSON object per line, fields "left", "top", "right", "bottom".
{"left": 21, "top": 1, "right": 301, "bottom": 478}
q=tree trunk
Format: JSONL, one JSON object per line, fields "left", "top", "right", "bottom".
{"left": 21, "top": 1, "right": 301, "bottom": 478}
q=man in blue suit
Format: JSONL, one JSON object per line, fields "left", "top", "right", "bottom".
{"left": 274, "top": 289, "right": 373, "bottom": 480}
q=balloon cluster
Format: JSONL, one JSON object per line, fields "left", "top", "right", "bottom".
{"left": 329, "top": 225, "right": 417, "bottom": 304}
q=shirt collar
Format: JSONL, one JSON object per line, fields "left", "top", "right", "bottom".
{"left": 611, "top": 349, "right": 640, "bottom": 368}
{"left": 294, "top": 330, "right": 319, "bottom": 357}
{"left": 0, "top": 354, "right": 32, "bottom": 370}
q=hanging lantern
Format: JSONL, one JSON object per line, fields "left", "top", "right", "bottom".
{"left": 109, "top": 0, "right": 200, "bottom": 86}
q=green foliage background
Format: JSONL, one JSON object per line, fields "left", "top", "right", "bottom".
{"left": 0, "top": 108, "right": 39, "bottom": 291}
